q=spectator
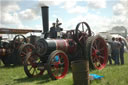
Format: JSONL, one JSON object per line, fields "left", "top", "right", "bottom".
{"left": 106, "top": 40, "right": 112, "bottom": 64}
{"left": 111, "top": 37, "right": 120, "bottom": 65}
{"left": 119, "top": 38, "right": 124, "bottom": 65}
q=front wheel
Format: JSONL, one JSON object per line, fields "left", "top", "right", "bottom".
{"left": 47, "top": 50, "right": 69, "bottom": 80}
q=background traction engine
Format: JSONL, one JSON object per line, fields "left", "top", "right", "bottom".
{"left": 20, "top": 6, "right": 108, "bottom": 80}
{"left": 0, "top": 34, "right": 27, "bottom": 66}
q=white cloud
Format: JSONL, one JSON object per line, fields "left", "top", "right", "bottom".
{"left": 86, "top": 0, "right": 106, "bottom": 9}
{"left": 61, "top": 1, "right": 77, "bottom": 9}
{"left": 112, "top": 0, "right": 128, "bottom": 29}
{"left": 68, "top": 6, "right": 88, "bottom": 14}
{"left": 1, "top": 12, "right": 21, "bottom": 25}
{"left": 38, "top": 0, "right": 86, "bottom": 14}
{"left": 113, "top": 0, "right": 128, "bottom": 16}
{"left": 1, "top": 0, "right": 21, "bottom": 12}
{"left": 19, "top": 9, "right": 40, "bottom": 20}
{"left": 113, "top": 3, "right": 126, "bottom": 15}
{"left": 0, "top": 0, "right": 22, "bottom": 27}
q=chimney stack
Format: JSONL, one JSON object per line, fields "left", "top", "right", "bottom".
{"left": 41, "top": 6, "right": 49, "bottom": 38}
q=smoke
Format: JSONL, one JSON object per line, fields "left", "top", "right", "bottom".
{"left": 38, "top": 0, "right": 54, "bottom": 7}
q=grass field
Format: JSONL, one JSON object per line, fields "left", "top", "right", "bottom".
{"left": 0, "top": 53, "right": 128, "bottom": 85}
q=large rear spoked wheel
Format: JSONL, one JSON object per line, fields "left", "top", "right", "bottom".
{"left": 47, "top": 50, "right": 69, "bottom": 80}
{"left": 86, "top": 35, "right": 108, "bottom": 70}
{"left": 24, "top": 52, "right": 44, "bottom": 77}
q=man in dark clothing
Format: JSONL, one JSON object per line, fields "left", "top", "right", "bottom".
{"left": 119, "top": 38, "right": 124, "bottom": 65}
{"left": 49, "top": 19, "right": 63, "bottom": 38}
{"left": 49, "top": 23, "right": 57, "bottom": 38}
{"left": 111, "top": 37, "right": 120, "bottom": 65}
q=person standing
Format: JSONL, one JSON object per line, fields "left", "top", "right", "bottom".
{"left": 49, "top": 23, "right": 57, "bottom": 38}
{"left": 107, "top": 42, "right": 112, "bottom": 64}
{"left": 119, "top": 38, "right": 124, "bottom": 65}
{"left": 106, "top": 39, "right": 112, "bottom": 64}
{"left": 111, "top": 37, "right": 120, "bottom": 65}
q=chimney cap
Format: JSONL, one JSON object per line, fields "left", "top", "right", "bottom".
{"left": 41, "top": 6, "right": 49, "bottom": 8}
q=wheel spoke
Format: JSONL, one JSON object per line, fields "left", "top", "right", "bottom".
{"left": 25, "top": 47, "right": 30, "bottom": 52}
{"left": 92, "top": 46, "right": 96, "bottom": 50}
{"left": 82, "top": 23, "right": 84, "bottom": 32}
{"left": 35, "top": 68, "right": 38, "bottom": 75}
{"left": 98, "top": 55, "right": 104, "bottom": 60}
{"left": 28, "top": 66, "right": 33, "bottom": 71}
{"left": 21, "top": 51, "right": 26, "bottom": 56}
{"left": 95, "top": 58, "right": 101, "bottom": 67}
{"left": 93, "top": 41, "right": 97, "bottom": 49}
{"left": 92, "top": 55, "right": 97, "bottom": 62}
{"left": 32, "top": 68, "right": 35, "bottom": 75}
{"left": 85, "top": 29, "right": 88, "bottom": 33}
{"left": 99, "top": 47, "right": 104, "bottom": 51}
{"left": 79, "top": 36, "right": 83, "bottom": 41}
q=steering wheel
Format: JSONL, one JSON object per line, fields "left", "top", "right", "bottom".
{"left": 75, "top": 22, "right": 91, "bottom": 46}
{"left": 13, "top": 34, "right": 27, "bottom": 49}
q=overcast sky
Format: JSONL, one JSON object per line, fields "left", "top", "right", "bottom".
{"left": 0, "top": 0, "right": 128, "bottom": 33}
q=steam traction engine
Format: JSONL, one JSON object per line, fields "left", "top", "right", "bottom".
{"left": 20, "top": 6, "right": 108, "bottom": 80}
{"left": 0, "top": 34, "right": 27, "bottom": 66}
{"left": 0, "top": 28, "right": 42, "bottom": 66}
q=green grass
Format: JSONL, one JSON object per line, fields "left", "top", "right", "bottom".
{"left": 0, "top": 53, "right": 128, "bottom": 85}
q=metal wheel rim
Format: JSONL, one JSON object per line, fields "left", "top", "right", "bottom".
{"left": 49, "top": 52, "right": 69, "bottom": 79}
{"left": 90, "top": 37, "right": 108, "bottom": 70}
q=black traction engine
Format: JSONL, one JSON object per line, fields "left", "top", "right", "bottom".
{"left": 19, "top": 6, "right": 108, "bottom": 80}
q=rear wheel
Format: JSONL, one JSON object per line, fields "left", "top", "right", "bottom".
{"left": 24, "top": 52, "right": 44, "bottom": 77}
{"left": 47, "top": 50, "right": 69, "bottom": 80}
{"left": 86, "top": 35, "right": 108, "bottom": 70}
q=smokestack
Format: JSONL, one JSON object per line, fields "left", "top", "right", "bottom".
{"left": 41, "top": 6, "right": 49, "bottom": 38}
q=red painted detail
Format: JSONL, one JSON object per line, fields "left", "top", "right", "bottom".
{"left": 53, "top": 39, "right": 77, "bottom": 53}
{"left": 51, "top": 52, "right": 69, "bottom": 79}
{"left": 55, "top": 40, "right": 68, "bottom": 52}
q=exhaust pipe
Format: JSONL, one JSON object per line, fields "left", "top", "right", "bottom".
{"left": 41, "top": 6, "right": 49, "bottom": 38}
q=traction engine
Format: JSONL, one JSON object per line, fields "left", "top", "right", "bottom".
{"left": 0, "top": 34, "right": 27, "bottom": 66}
{"left": 20, "top": 6, "right": 108, "bottom": 80}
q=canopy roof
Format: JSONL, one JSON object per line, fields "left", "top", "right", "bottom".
{"left": 0, "top": 28, "right": 42, "bottom": 34}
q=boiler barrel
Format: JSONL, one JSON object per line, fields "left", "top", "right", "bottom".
{"left": 36, "top": 38, "right": 76, "bottom": 56}
{"left": 47, "top": 39, "right": 68, "bottom": 53}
